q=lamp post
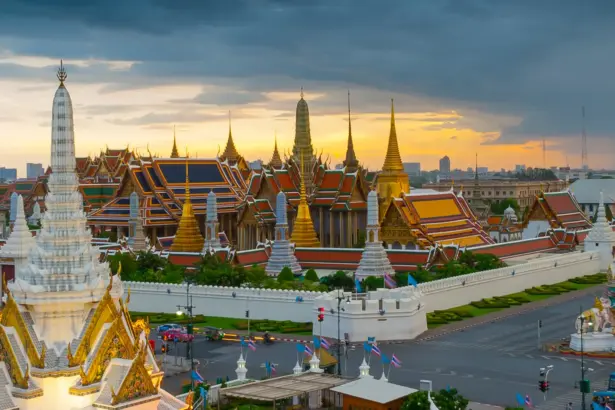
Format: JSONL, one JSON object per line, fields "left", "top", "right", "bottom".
{"left": 333, "top": 289, "right": 350, "bottom": 376}
{"left": 579, "top": 306, "right": 593, "bottom": 410}
{"left": 176, "top": 281, "right": 196, "bottom": 389}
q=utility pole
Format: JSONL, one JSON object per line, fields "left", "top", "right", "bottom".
{"left": 579, "top": 305, "right": 592, "bottom": 410}
{"left": 176, "top": 281, "right": 196, "bottom": 390}
{"left": 537, "top": 319, "right": 542, "bottom": 350}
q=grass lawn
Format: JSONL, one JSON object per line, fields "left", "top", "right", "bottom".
{"left": 426, "top": 274, "right": 606, "bottom": 329}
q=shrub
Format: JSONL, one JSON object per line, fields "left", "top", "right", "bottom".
{"left": 304, "top": 269, "right": 319, "bottom": 282}
{"left": 277, "top": 267, "right": 295, "bottom": 282}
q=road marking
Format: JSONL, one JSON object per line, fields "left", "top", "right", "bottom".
{"left": 594, "top": 360, "right": 604, "bottom": 366}
{"left": 541, "top": 355, "right": 550, "bottom": 360}
{"left": 525, "top": 354, "right": 534, "bottom": 359}
{"left": 557, "top": 357, "right": 568, "bottom": 361}
{"left": 506, "top": 353, "right": 516, "bottom": 357}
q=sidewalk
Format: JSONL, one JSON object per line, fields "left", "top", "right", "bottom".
{"left": 416, "top": 284, "right": 602, "bottom": 342}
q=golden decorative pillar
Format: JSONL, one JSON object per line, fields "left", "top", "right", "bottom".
{"left": 171, "top": 159, "right": 204, "bottom": 252}
{"left": 289, "top": 155, "right": 320, "bottom": 247}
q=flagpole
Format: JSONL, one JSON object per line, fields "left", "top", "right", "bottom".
{"left": 387, "top": 361, "right": 392, "bottom": 379}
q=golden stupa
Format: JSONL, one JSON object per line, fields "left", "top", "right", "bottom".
{"left": 376, "top": 99, "right": 410, "bottom": 217}
{"left": 170, "top": 157, "right": 204, "bottom": 252}
{"left": 290, "top": 154, "right": 320, "bottom": 247}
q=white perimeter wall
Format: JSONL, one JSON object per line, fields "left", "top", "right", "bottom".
{"left": 418, "top": 250, "right": 600, "bottom": 312}
{"left": 125, "top": 250, "right": 601, "bottom": 324}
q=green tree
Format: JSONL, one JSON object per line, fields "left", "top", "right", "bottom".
{"left": 320, "top": 271, "right": 354, "bottom": 291}
{"left": 160, "top": 264, "right": 185, "bottom": 284}
{"left": 363, "top": 276, "right": 384, "bottom": 291}
{"left": 135, "top": 251, "right": 167, "bottom": 273}
{"left": 593, "top": 204, "right": 614, "bottom": 222}
{"left": 246, "top": 265, "right": 268, "bottom": 287}
{"left": 490, "top": 198, "right": 520, "bottom": 215}
{"left": 304, "top": 269, "right": 319, "bottom": 282}
{"left": 108, "top": 252, "right": 139, "bottom": 281}
{"left": 277, "top": 267, "right": 295, "bottom": 282}
{"left": 402, "top": 388, "right": 469, "bottom": 410}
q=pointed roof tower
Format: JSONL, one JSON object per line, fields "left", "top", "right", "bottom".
{"left": 171, "top": 156, "right": 204, "bottom": 252}
{"left": 382, "top": 99, "right": 404, "bottom": 173}
{"left": 376, "top": 99, "right": 409, "bottom": 208}
{"left": 0, "top": 195, "right": 36, "bottom": 261}
{"left": 292, "top": 88, "right": 317, "bottom": 194}
{"left": 220, "top": 111, "right": 241, "bottom": 164}
{"left": 343, "top": 90, "right": 359, "bottom": 172}
{"left": 170, "top": 125, "right": 179, "bottom": 158}
{"left": 290, "top": 154, "right": 320, "bottom": 247}
{"left": 269, "top": 133, "right": 283, "bottom": 169}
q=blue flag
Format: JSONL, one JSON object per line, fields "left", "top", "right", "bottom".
{"left": 265, "top": 361, "right": 271, "bottom": 376}
{"left": 355, "top": 278, "right": 363, "bottom": 293}
{"left": 296, "top": 343, "right": 305, "bottom": 353}
{"left": 407, "top": 274, "right": 418, "bottom": 287}
{"left": 240, "top": 336, "right": 246, "bottom": 347}
{"left": 515, "top": 393, "right": 525, "bottom": 407}
{"left": 367, "top": 337, "right": 376, "bottom": 343}
{"left": 363, "top": 341, "right": 372, "bottom": 353}
{"left": 382, "top": 354, "right": 391, "bottom": 364}
{"left": 200, "top": 386, "right": 207, "bottom": 404}
{"left": 313, "top": 336, "right": 321, "bottom": 349}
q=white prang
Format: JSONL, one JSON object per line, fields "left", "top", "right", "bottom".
{"left": 203, "top": 189, "right": 222, "bottom": 252}
{"left": 9, "top": 72, "right": 110, "bottom": 346}
{"left": 355, "top": 189, "right": 395, "bottom": 279}
{"left": 266, "top": 190, "right": 302, "bottom": 276}
{"left": 584, "top": 190, "right": 615, "bottom": 272}
{"left": 0, "top": 195, "right": 36, "bottom": 264}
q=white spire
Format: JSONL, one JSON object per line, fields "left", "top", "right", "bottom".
{"left": 235, "top": 352, "right": 247, "bottom": 381}
{"left": 202, "top": 189, "right": 222, "bottom": 252}
{"left": 266, "top": 190, "right": 301, "bottom": 276}
{"left": 587, "top": 191, "right": 614, "bottom": 243}
{"left": 380, "top": 369, "right": 388, "bottom": 382}
{"left": 293, "top": 360, "right": 303, "bottom": 375}
{"left": 29, "top": 201, "right": 42, "bottom": 225}
{"left": 9, "top": 192, "right": 18, "bottom": 222}
{"left": 13, "top": 64, "right": 109, "bottom": 301}
{"left": 207, "top": 189, "right": 218, "bottom": 222}
{"left": 0, "top": 195, "right": 36, "bottom": 261}
{"left": 359, "top": 358, "right": 372, "bottom": 378}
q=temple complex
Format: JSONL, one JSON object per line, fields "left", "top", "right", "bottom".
{"left": 0, "top": 62, "right": 186, "bottom": 409}
{"left": 170, "top": 160, "right": 204, "bottom": 252}
{"left": 376, "top": 100, "right": 410, "bottom": 217}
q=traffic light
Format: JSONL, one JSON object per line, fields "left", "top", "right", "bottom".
{"left": 539, "top": 381, "right": 549, "bottom": 392}
{"left": 187, "top": 323, "right": 194, "bottom": 335}
{"left": 545, "top": 381, "right": 550, "bottom": 391}
{"left": 317, "top": 307, "right": 325, "bottom": 322}
{"left": 245, "top": 310, "right": 250, "bottom": 319}
{"left": 538, "top": 320, "right": 543, "bottom": 328}
{"left": 580, "top": 379, "right": 590, "bottom": 394}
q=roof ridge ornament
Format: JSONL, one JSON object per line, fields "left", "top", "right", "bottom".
{"left": 57, "top": 60, "right": 67, "bottom": 85}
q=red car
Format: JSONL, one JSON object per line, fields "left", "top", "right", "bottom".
{"left": 162, "top": 328, "right": 194, "bottom": 343}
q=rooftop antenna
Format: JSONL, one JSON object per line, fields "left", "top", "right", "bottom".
{"left": 581, "top": 106, "right": 588, "bottom": 169}
{"left": 542, "top": 137, "right": 546, "bottom": 168}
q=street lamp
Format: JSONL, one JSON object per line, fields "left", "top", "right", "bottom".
{"left": 332, "top": 289, "right": 350, "bottom": 377}
{"left": 579, "top": 306, "right": 593, "bottom": 410}
{"left": 176, "top": 281, "right": 196, "bottom": 389}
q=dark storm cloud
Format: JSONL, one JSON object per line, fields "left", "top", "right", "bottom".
{"left": 2, "top": 0, "right": 615, "bottom": 143}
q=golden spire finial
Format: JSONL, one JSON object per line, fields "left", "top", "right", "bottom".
{"left": 185, "top": 153, "right": 190, "bottom": 199}
{"left": 171, "top": 149, "right": 204, "bottom": 252}
{"left": 290, "top": 152, "right": 320, "bottom": 247}
{"left": 300, "top": 86, "right": 304, "bottom": 99}
{"left": 170, "top": 125, "right": 179, "bottom": 158}
{"left": 381, "top": 98, "right": 404, "bottom": 173}
{"left": 299, "top": 152, "right": 307, "bottom": 200}
{"left": 57, "top": 60, "right": 67, "bottom": 85}
{"left": 343, "top": 89, "right": 359, "bottom": 171}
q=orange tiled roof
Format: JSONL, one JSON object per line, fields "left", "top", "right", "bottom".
{"left": 525, "top": 191, "right": 591, "bottom": 231}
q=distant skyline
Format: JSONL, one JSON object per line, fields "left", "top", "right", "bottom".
{"left": 1, "top": 1, "right": 615, "bottom": 176}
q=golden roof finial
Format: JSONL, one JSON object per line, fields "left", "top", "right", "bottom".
{"left": 57, "top": 60, "right": 67, "bottom": 85}
{"left": 270, "top": 131, "right": 283, "bottom": 169}
{"left": 381, "top": 98, "right": 405, "bottom": 173}
{"left": 290, "top": 152, "right": 320, "bottom": 247}
{"left": 300, "top": 86, "right": 304, "bottom": 99}
{"left": 220, "top": 112, "right": 240, "bottom": 163}
{"left": 170, "top": 125, "right": 179, "bottom": 158}
{"left": 171, "top": 152, "right": 204, "bottom": 252}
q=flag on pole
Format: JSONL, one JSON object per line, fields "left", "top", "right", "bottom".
{"left": 407, "top": 274, "right": 418, "bottom": 287}
{"left": 515, "top": 393, "right": 525, "bottom": 407}
{"left": 191, "top": 370, "right": 204, "bottom": 384}
{"left": 363, "top": 342, "right": 372, "bottom": 354}
{"left": 271, "top": 362, "right": 277, "bottom": 374}
{"left": 240, "top": 337, "right": 246, "bottom": 347}
{"left": 381, "top": 354, "right": 391, "bottom": 364}
{"left": 524, "top": 395, "right": 533, "bottom": 408}
{"left": 304, "top": 344, "right": 313, "bottom": 356}
{"left": 371, "top": 344, "right": 382, "bottom": 357}
{"left": 367, "top": 337, "right": 376, "bottom": 344}
{"left": 391, "top": 354, "right": 402, "bottom": 368}
{"left": 320, "top": 338, "right": 330, "bottom": 350}
{"left": 200, "top": 386, "right": 208, "bottom": 407}
{"left": 296, "top": 343, "right": 305, "bottom": 353}
{"left": 384, "top": 273, "right": 397, "bottom": 289}
{"left": 355, "top": 278, "right": 363, "bottom": 293}
{"left": 248, "top": 339, "right": 257, "bottom": 352}
{"left": 312, "top": 336, "right": 321, "bottom": 349}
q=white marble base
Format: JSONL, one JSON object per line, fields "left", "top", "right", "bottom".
{"left": 569, "top": 330, "right": 615, "bottom": 352}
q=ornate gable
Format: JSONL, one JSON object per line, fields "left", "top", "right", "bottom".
{"left": 110, "top": 345, "right": 158, "bottom": 406}
{"left": 380, "top": 201, "right": 416, "bottom": 247}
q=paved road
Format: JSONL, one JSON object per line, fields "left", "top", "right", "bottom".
{"left": 160, "top": 291, "right": 614, "bottom": 408}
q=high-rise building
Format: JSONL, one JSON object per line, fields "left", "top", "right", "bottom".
{"left": 515, "top": 164, "right": 526, "bottom": 173}
{"left": 26, "top": 162, "right": 44, "bottom": 179}
{"left": 439, "top": 156, "right": 451, "bottom": 173}
{"left": 403, "top": 162, "right": 421, "bottom": 177}
{"left": 0, "top": 167, "right": 17, "bottom": 182}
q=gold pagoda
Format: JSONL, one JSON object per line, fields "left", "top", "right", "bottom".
{"left": 377, "top": 99, "right": 409, "bottom": 217}
{"left": 290, "top": 155, "right": 320, "bottom": 247}
{"left": 170, "top": 159, "right": 204, "bottom": 252}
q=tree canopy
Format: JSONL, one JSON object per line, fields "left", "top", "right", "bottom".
{"left": 401, "top": 388, "right": 469, "bottom": 410}
{"left": 490, "top": 198, "right": 520, "bottom": 215}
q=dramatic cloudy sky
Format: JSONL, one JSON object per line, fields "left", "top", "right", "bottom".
{"left": 1, "top": 0, "right": 614, "bottom": 176}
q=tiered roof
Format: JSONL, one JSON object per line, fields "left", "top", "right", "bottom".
{"left": 524, "top": 190, "right": 592, "bottom": 231}
{"left": 0, "top": 176, "right": 47, "bottom": 216}
{"left": 89, "top": 158, "right": 248, "bottom": 227}
{"left": 385, "top": 190, "right": 494, "bottom": 248}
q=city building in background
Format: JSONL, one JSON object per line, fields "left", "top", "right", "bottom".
{"left": 403, "top": 162, "right": 421, "bottom": 177}
{"left": 439, "top": 155, "right": 450, "bottom": 174}
{"left": 569, "top": 179, "right": 615, "bottom": 217}
{"left": 0, "top": 167, "right": 17, "bottom": 182}
{"left": 26, "top": 163, "right": 44, "bottom": 179}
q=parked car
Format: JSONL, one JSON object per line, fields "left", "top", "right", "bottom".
{"left": 157, "top": 323, "right": 186, "bottom": 334}
{"left": 162, "top": 328, "right": 194, "bottom": 343}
